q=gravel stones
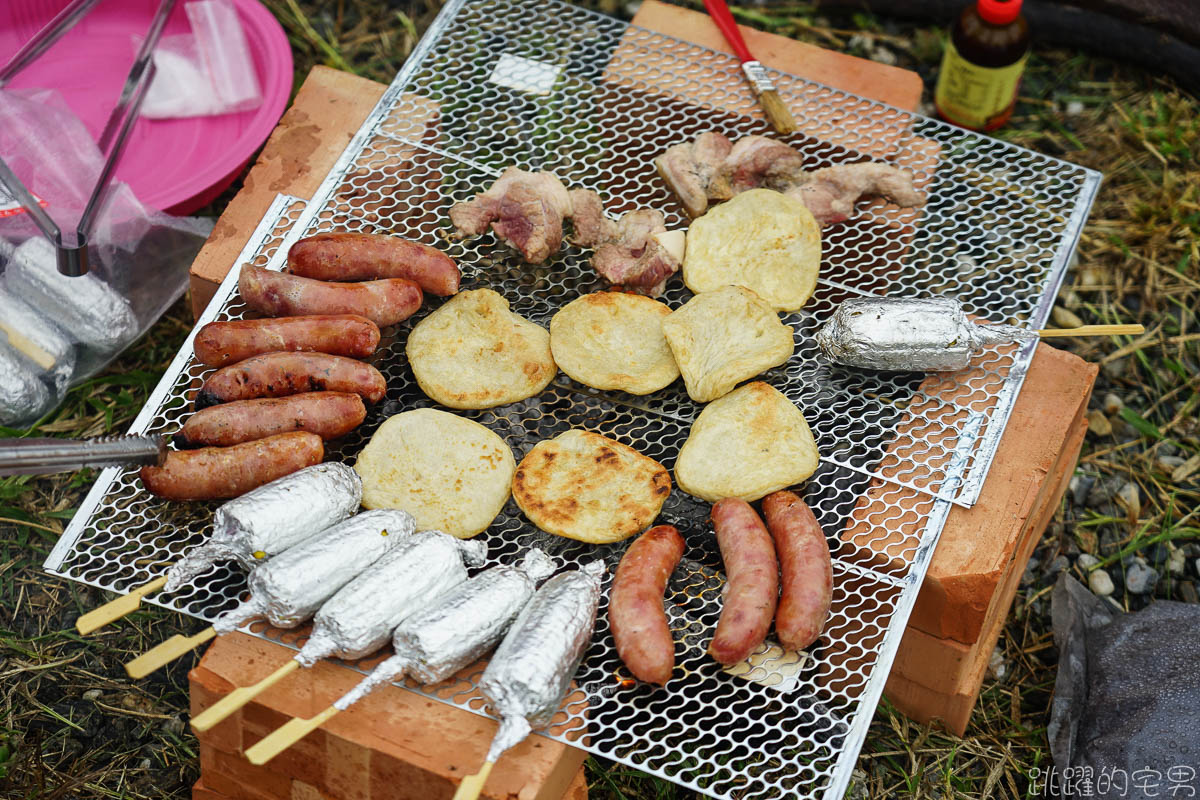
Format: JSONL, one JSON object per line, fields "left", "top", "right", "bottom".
{"left": 1124, "top": 559, "right": 1158, "bottom": 595}
{"left": 1089, "top": 569, "right": 1115, "bottom": 597}
{"left": 1086, "top": 409, "right": 1112, "bottom": 437}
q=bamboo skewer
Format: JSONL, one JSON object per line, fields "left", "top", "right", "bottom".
{"left": 76, "top": 576, "right": 167, "bottom": 634}
{"left": 191, "top": 660, "right": 302, "bottom": 732}
{"left": 1036, "top": 324, "right": 1144, "bottom": 338}
{"left": 245, "top": 705, "right": 340, "bottom": 764}
{"left": 125, "top": 627, "right": 216, "bottom": 678}
{"left": 451, "top": 760, "right": 496, "bottom": 800}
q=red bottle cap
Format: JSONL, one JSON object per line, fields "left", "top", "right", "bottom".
{"left": 978, "top": 0, "right": 1022, "bottom": 25}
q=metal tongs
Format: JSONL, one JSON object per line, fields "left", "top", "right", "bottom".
{"left": 0, "top": 433, "right": 165, "bottom": 476}
{"left": 0, "top": 0, "right": 178, "bottom": 277}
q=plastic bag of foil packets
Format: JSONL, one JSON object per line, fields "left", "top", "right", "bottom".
{"left": 0, "top": 88, "right": 213, "bottom": 427}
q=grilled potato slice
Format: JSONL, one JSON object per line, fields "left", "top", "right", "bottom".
{"left": 675, "top": 381, "right": 818, "bottom": 502}
{"left": 513, "top": 430, "right": 671, "bottom": 544}
{"left": 355, "top": 408, "right": 515, "bottom": 538}
{"left": 550, "top": 292, "right": 679, "bottom": 395}
{"left": 661, "top": 285, "right": 794, "bottom": 403}
{"left": 407, "top": 289, "right": 555, "bottom": 409}
{"left": 683, "top": 188, "right": 821, "bottom": 312}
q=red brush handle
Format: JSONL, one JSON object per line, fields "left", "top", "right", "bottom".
{"left": 702, "top": 0, "right": 755, "bottom": 63}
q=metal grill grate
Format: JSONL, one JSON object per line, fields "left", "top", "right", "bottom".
{"left": 47, "top": 3, "right": 1100, "bottom": 798}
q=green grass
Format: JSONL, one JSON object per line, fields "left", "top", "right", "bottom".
{"left": 2, "top": 2, "right": 1198, "bottom": 798}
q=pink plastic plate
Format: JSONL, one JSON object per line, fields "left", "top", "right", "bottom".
{"left": 0, "top": 0, "right": 293, "bottom": 214}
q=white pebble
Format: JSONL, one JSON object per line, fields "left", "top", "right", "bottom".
{"left": 1167, "top": 547, "right": 1187, "bottom": 576}
{"left": 1089, "top": 569, "right": 1115, "bottom": 596}
{"left": 1103, "top": 393, "right": 1124, "bottom": 416}
{"left": 1078, "top": 553, "right": 1100, "bottom": 570}
{"left": 1066, "top": 100, "right": 1085, "bottom": 115}
{"left": 82, "top": 689, "right": 102, "bottom": 701}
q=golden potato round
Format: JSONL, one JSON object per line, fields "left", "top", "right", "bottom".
{"left": 683, "top": 188, "right": 821, "bottom": 312}
{"left": 675, "top": 381, "right": 819, "bottom": 502}
{"left": 407, "top": 289, "right": 556, "bottom": 409}
{"left": 661, "top": 285, "right": 794, "bottom": 403}
{"left": 513, "top": 429, "right": 671, "bottom": 543}
{"left": 355, "top": 408, "right": 515, "bottom": 538}
{"left": 549, "top": 292, "right": 679, "bottom": 395}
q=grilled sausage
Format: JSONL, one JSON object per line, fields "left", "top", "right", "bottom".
{"left": 193, "top": 315, "right": 380, "bottom": 367}
{"left": 762, "top": 491, "right": 832, "bottom": 651}
{"left": 177, "top": 392, "right": 366, "bottom": 448}
{"left": 609, "top": 525, "right": 684, "bottom": 685}
{"left": 139, "top": 432, "right": 324, "bottom": 501}
{"left": 238, "top": 265, "right": 423, "bottom": 328}
{"left": 288, "top": 232, "right": 461, "bottom": 296}
{"left": 708, "top": 499, "right": 779, "bottom": 665}
{"left": 195, "top": 352, "right": 387, "bottom": 409}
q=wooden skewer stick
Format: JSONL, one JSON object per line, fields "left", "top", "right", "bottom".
{"left": 76, "top": 576, "right": 168, "bottom": 635}
{"left": 451, "top": 760, "right": 496, "bottom": 800}
{"left": 191, "top": 660, "right": 301, "bottom": 732}
{"left": 245, "top": 705, "right": 340, "bottom": 765}
{"left": 125, "top": 627, "right": 216, "bottom": 678}
{"left": 1036, "top": 324, "right": 1145, "bottom": 338}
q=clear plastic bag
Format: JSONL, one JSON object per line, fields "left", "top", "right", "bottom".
{"left": 139, "top": 0, "right": 263, "bottom": 120}
{"left": 0, "top": 87, "right": 214, "bottom": 427}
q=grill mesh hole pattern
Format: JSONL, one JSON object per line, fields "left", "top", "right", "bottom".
{"left": 47, "top": 2, "right": 1100, "bottom": 798}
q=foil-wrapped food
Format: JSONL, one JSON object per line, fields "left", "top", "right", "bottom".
{"left": 163, "top": 463, "right": 362, "bottom": 592}
{"left": 295, "top": 530, "right": 488, "bottom": 666}
{"left": 815, "top": 296, "right": 1034, "bottom": 372}
{"left": 0, "top": 339, "right": 51, "bottom": 427}
{"left": 333, "top": 548, "right": 556, "bottom": 710}
{"left": 0, "top": 287, "right": 76, "bottom": 394}
{"left": 4, "top": 236, "right": 138, "bottom": 373}
{"left": 479, "top": 560, "right": 605, "bottom": 764}
{"left": 212, "top": 509, "right": 414, "bottom": 633}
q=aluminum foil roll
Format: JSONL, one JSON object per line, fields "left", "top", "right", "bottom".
{"left": 4, "top": 237, "right": 138, "bottom": 370}
{"left": 296, "top": 530, "right": 487, "bottom": 666}
{"left": 332, "top": 548, "right": 556, "bottom": 711}
{"left": 815, "top": 296, "right": 1034, "bottom": 372}
{"left": 479, "top": 560, "right": 605, "bottom": 763}
{"left": 164, "top": 463, "right": 362, "bottom": 592}
{"left": 0, "top": 286, "right": 76, "bottom": 395}
{"left": 213, "top": 509, "right": 414, "bottom": 634}
{"left": 0, "top": 339, "right": 51, "bottom": 426}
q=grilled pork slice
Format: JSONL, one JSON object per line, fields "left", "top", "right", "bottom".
{"left": 592, "top": 209, "right": 680, "bottom": 297}
{"left": 655, "top": 131, "right": 924, "bottom": 225}
{"left": 449, "top": 167, "right": 573, "bottom": 263}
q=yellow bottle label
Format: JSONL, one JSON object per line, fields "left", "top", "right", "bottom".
{"left": 934, "top": 40, "right": 1027, "bottom": 129}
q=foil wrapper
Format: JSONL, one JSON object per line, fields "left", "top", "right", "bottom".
{"left": 815, "top": 297, "right": 1034, "bottom": 372}
{"left": 297, "top": 531, "right": 487, "bottom": 666}
{"left": 333, "top": 549, "right": 556, "bottom": 711}
{"left": 0, "top": 339, "right": 51, "bottom": 426}
{"left": 0, "top": 286, "right": 76, "bottom": 395}
{"left": 4, "top": 237, "right": 138, "bottom": 370}
{"left": 479, "top": 560, "right": 605, "bottom": 763}
{"left": 213, "top": 509, "right": 414, "bottom": 634}
{"left": 164, "top": 463, "right": 362, "bottom": 592}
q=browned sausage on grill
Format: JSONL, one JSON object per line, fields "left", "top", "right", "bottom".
{"left": 193, "top": 315, "right": 380, "bottom": 368}
{"left": 238, "top": 265, "right": 423, "bottom": 328}
{"left": 708, "top": 498, "right": 779, "bottom": 666}
{"left": 176, "top": 392, "right": 367, "bottom": 448}
{"left": 140, "top": 432, "right": 324, "bottom": 501}
{"left": 287, "top": 233, "right": 461, "bottom": 296}
{"left": 762, "top": 490, "right": 832, "bottom": 651}
{"left": 194, "top": 352, "right": 387, "bottom": 410}
{"left": 609, "top": 524, "right": 685, "bottom": 685}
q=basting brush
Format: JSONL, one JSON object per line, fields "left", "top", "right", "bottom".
{"left": 702, "top": 0, "right": 797, "bottom": 134}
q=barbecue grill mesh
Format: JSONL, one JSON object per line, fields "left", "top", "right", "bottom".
{"left": 48, "top": 2, "right": 1100, "bottom": 798}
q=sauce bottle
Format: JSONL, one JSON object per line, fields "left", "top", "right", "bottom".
{"left": 934, "top": 0, "right": 1030, "bottom": 131}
